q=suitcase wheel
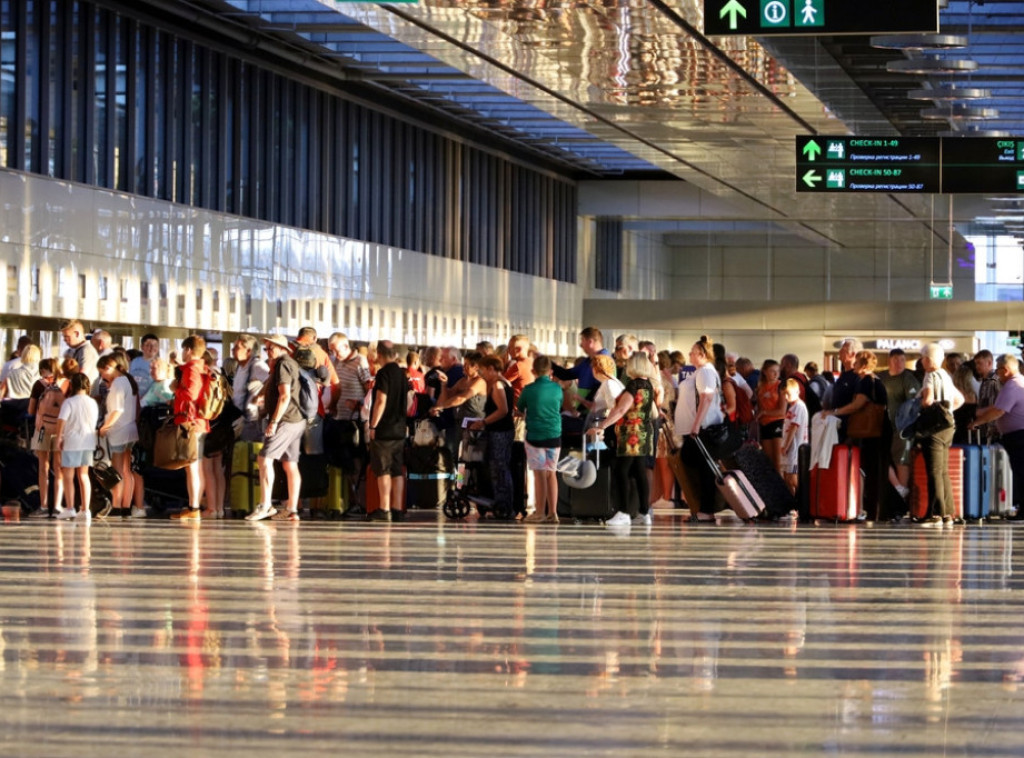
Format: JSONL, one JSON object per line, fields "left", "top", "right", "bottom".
{"left": 443, "top": 494, "right": 472, "bottom": 520}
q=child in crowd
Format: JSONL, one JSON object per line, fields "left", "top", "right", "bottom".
{"left": 55, "top": 372, "right": 99, "bottom": 521}
{"left": 781, "top": 378, "right": 808, "bottom": 495}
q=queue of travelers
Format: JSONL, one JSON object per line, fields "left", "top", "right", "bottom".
{"left": 1, "top": 320, "right": 1023, "bottom": 529}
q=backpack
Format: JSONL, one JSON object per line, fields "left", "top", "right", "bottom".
{"left": 794, "top": 374, "right": 822, "bottom": 418}
{"left": 37, "top": 383, "right": 65, "bottom": 431}
{"left": 291, "top": 346, "right": 322, "bottom": 424}
{"left": 196, "top": 370, "right": 230, "bottom": 421}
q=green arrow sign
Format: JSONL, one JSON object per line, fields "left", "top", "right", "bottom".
{"left": 802, "top": 170, "right": 821, "bottom": 188}
{"left": 720, "top": 0, "right": 747, "bottom": 30}
{"left": 802, "top": 140, "right": 822, "bottom": 161}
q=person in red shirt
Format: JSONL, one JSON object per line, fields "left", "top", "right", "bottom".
{"left": 172, "top": 334, "right": 210, "bottom": 520}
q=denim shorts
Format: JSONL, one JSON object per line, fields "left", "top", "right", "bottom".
{"left": 61, "top": 449, "right": 92, "bottom": 468}
{"left": 109, "top": 440, "right": 135, "bottom": 454}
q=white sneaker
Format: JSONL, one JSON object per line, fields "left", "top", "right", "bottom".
{"left": 245, "top": 504, "right": 277, "bottom": 522}
{"left": 605, "top": 511, "right": 632, "bottom": 527}
{"left": 632, "top": 512, "right": 653, "bottom": 526}
{"left": 56, "top": 508, "right": 77, "bottom": 521}
{"left": 76, "top": 508, "right": 92, "bottom": 523}
{"left": 131, "top": 506, "right": 148, "bottom": 519}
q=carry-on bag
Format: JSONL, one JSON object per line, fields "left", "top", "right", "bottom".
{"left": 809, "top": 443, "right": 862, "bottom": 521}
{"left": 153, "top": 422, "right": 200, "bottom": 470}
{"left": 729, "top": 443, "right": 796, "bottom": 518}
{"left": 989, "top": 443, "right": 1015, "bottom": 518}
{"left": 691, "top": 434, "right": 765, "bottom": 521}
{"left": 568, "top": 444, "right": 616, "bottom": 522}
{"left": 661, "top": 417, "right": 700, "bottom": 510}
{"left": 229, "top": 440, "right": 263, "bottom": 515}
{"left": 406, "top": 445, "right": 453, "bottom": 509}
{"left": 910, "top": 447, "right": 964, "bottom": 521}
{"left": 954, "top": 429, "right": 989, "bottom": 521}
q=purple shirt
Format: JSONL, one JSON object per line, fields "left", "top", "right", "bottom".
{"left": 994, "top": 374, "right": 1024, "bottom": 435}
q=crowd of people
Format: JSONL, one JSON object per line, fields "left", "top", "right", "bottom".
{"left": 1, "top": 321, "right": 1023, "bottom": 529}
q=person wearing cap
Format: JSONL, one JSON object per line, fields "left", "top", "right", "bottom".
{"left": 246, "top": 334, "right": 305, "bottom": 522}
{"left": 171, "top": 334, "right": 211, "bottom": 520}
{"left": 878, "top": 348, "right": 920, "bottom": 505}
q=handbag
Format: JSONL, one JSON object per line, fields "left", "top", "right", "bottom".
{"left": 699, "top": 420, "right": 741, "bottom": 458}
{"left": 914, "top": 402, "right": 955, "bottom": 438}
{"left": 460, "top": 429, "right": 488, "bottom": 463}
{"left": 91, "top": 441, "right": 122, "bottom": 491}
{"left": 912, "top": 372, "right": 955, "bottom": 440}
{"left": 846, "top": 377, "right": 885, "bottom": 439}
{"left": 153, "top": 422, "right": 200, "bottom": 470}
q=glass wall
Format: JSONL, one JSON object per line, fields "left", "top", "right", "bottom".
{"left": 0, "top": 0, "right": 578, "bottom": 283}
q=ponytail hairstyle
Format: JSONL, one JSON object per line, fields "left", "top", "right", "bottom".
{"left": 692, "top": 335, "right": 714, "bottom": 363}
{"left": 98, "top": 352, "right": 139, "bottom": 396}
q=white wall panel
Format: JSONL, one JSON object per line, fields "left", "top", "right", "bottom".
{"left": 0, "top": 169, "right": 584, "bottom": 356}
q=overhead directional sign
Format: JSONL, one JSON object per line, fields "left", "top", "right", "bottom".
{"left": 704, "top": 0, "right": 938, "bottom": 36}
{"left": 941, "top": 139, "right": 1024, "bottom": 194}
{"left": 798, "top": 137, "right": 1024, "bottom": 194}
{"left": 795, "top": 136, "right": 941, "bottom": 193}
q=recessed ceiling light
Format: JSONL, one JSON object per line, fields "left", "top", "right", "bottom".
{"left": 870, "top": 34, "right": 968, "bottom": 50}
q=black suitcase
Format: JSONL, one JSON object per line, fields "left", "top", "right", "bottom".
{"left": 273, "top": 453, "right": 329, "bottom": 501}
{"left": 0, "top": 443, "right": 40, "bottom": 512}
{"left": 406, "top": 445, "right": 453, "bottom": 509}
{"left": 797, "top": 443, "right": 811, "bottom": 521}
{"left": 728, "top": 443, "right": 796, "bottom": 518}
{"left": 567, "top": 447, "right": 638, "bottom": 521}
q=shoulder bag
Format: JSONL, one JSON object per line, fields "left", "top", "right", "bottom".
{"left": 913, "top": 373, "right": 955, "bottom": 440}
{"left": 153, "top": 421, "right": 201, "bottom": 470}
{"left": 846, "top": 376, "right": 885, "bottom": 439}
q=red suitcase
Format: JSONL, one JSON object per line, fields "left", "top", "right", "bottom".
{"left": 692, "top": 435, "right": 765, "bottom": 521}
{"left": 809, "top": 444, "right": 861, "bottom": 521}
{"left": 910, "top": 448, "right": 963, "bottom": 520}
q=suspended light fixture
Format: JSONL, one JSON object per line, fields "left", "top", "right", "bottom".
{"left": 908, "top": 84, "right": 991, "bottom": 101}
{"left": 870, "top": 34, "right": 967, "bottom": 50}
{"left": 922, "top": 105, "right": 998, "bottom": 121}
{"left": 887, "top": 57, "right": 979, "bottom": 75}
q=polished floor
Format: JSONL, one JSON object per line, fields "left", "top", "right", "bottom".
{"left": 1, "top": 513, "right": 1023, "bottom": 757}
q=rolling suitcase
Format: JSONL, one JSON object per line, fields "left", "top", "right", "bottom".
{"left": 796, "top": 443, "right": 811, "bottom": 521}
{"left": 989, "top": 444, "right": 1015, "bottom": 518}
{"left": 729, "top": 443, "right": 797, "bottom": 518}
{"left": 568, "top": 447, "right": 615, "bottom": 522}
{"left": 955, "top": 430, "right": 989, "bottom": 521}
{"left": 692, "top": 435, "right": 765, "bottom": 520}
{"left": 273, "top": 453, "right": 329, "bottom": 502}
{"left": 910, "top": 447, "right": 964, "bottom": 520}
{"left": 809, "top": 444, "right": 861, "bottom": 521}
{"left": 406, "top": 445, "right": 453, "bottom": 509}
{"left": 229, "top": 441, "right": 262, "bottom": 516}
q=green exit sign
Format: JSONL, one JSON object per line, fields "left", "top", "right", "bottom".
{"left": 930, "top": 285, "right": 953, "bottom": 301}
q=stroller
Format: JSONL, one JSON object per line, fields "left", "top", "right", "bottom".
{"left": 442, "top": 428, "right": 512, "bottom": 520}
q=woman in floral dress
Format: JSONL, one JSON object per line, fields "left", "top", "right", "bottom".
{"left": 587, "top": 354, "right": 660, "bottom": 527}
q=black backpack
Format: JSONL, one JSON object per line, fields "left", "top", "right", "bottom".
{"left": 795, "top": 374, "right": 822, "bottom": 417}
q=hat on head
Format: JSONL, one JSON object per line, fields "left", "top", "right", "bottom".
{"left": 263, "top": 334, "right": 290, "bottom": 350}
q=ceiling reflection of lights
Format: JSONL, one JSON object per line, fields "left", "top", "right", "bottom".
{"left": 908, "top": 85, "right": 990, "bottom": 101}
{"left": 887, "top": 57, "right": 979, "bottom": 75}
{"left": 938, "top": 129, "right": 1011, "bottom": 138}
{"left": 922, "top": 106, "right": 999, "bottom": 121}
{"left": 870, "top": 34, "right": 968, "bottom": 50}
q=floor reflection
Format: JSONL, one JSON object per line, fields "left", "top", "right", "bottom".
{"left": 0, "top": 520, "right": 1022, "bottom": 755}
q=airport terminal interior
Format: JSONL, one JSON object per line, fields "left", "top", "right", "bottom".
{"left": 4, "top": 0, "right": 1024, "bottom": 755}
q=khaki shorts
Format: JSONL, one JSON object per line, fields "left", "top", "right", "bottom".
{"left": 30, "top": 428, "right": 58, "bottom": 453}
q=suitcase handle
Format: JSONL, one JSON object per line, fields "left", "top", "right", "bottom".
{"left": 691, "top": 433, "right": 725, "bottom": 483}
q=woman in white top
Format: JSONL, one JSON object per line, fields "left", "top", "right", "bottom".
{"left": 917, "top": 342, "right": 964, "bottom": 527}
{"left": 585, "top": 354, "right": 623, "bottom": 446}
{"left": 675, "top": 336, "right": 725, "bottom": 521}
{"left": 97, "top": 353, "right": 140, "bottom": 518}
{"left": 56, "top": 372, "right": 99, "bottom": 521}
